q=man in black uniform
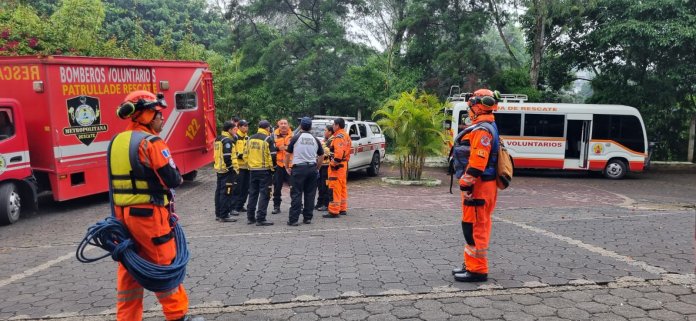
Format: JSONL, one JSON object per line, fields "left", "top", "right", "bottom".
{"left": 285, "top": 117, "right": 324, "bottom": 226}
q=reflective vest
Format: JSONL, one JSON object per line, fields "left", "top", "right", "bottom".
{"left": 452, "top": 122, "right": 499, "bottom": 180}
{"left": 214, "top": 132, "right": 236, "bottom": 174}
{"left": 108, "top": 130, "right": 169, "bottom": 206}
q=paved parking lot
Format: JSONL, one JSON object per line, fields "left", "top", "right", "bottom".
{"left": 0, "top": 167, "right": 694, "bottom": 320}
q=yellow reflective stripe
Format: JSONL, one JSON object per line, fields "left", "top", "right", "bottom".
{"left": 117, "top": 293, "right": 144, "bottom": 302}
{"left": 117, "top": 288, "right": 144, "bottom": 296}
{"left": 156, "top": 288, "right": 178, "bottom": 299}
{"left": 464, "top": 245, "right": 488, "bottom": 258}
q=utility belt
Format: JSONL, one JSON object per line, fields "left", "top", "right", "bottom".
{"left": 464, "top": 198, "right": 486, "bottom": 206}
{"left": 127, "top": 206, "right": 175, "bottom": 245}
{"left": 294, "top": 162, "right": 317, "bottom": 167}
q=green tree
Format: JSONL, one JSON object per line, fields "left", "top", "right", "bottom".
{"left": 50, "top": 0, "right": 105, "bottom": 55}
{"left": 548, "top": 0, "right": 696, "bottom": 160}
{"left": 373, "top": 90, "right": 446, "bottom": 180}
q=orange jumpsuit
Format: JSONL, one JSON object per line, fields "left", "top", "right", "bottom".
{"left": 113, "top": 122, "right": 187, "bottom": 321}
{"left": 328, "top": 128, "right": 351, "bottom": 215}
{"left": 458, "top": 114, "right": 498, "bottom": 275}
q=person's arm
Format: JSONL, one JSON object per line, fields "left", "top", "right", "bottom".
{"left": 144, "top": 138, "right": 183, "bottom": 189}
{"left": 285, "top": 134, "right": 299, "bottom": 173}
{"left": 222, "top": 137, "right": 234, "bottom": 171}
{"left": 315, "top": 137, "right": 324, "bottom": 170}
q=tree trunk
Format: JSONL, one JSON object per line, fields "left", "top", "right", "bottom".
{"left": 688, "top": 115, "right": 695, "bottom": 163}
{"left": 488, "top": 0, "right": 519, "bottom": 66}
{"left": 530, "top": 0, "right": 546, "bottom": 88}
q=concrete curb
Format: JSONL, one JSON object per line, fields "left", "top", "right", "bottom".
{"left": 384, "top": 155, "right": 696, "bottom": 172}
{"left": 381, "top": 177, "right": 442, "bottom": 187}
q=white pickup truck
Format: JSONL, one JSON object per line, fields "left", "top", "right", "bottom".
{"left": 303, "top": 116, "right": 387, "bottom": 176}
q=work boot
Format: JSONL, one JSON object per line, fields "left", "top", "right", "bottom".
{"left": 228, "top": 211, "right": 240, "bottom": 216}
{"left": 453, "top": 271, "right": 487, "bottom": 282}
{"left": 272, "top": 207, "right": 281, "bottom": 214}
{"left": 217, "top": 215, "right": 237, "bottom": 223}
{"left": 303, "top": 219, "right": 312, "bottom": 224}
{"left": 174, "top": 315, "right": 206, "bottom": 321}
{"left": 451, "top": 263, "right": 467, "bottom": 275}
{"left": 339, "top": 211, "right": 347, "bottom": 216}
{"left": 256, "top": 221, "right": 274, "bottom": 226}
{"left": 322, "top": 213, "right": 338, "bottom": 218}
{"left": 316, "top": 206, "right": 328, "bottom": 211}
{"left": 247, "top": 219, "right": 257, "bottom": 225}
{"left": 287, "top": 221, "right": 300, "bottom": 226}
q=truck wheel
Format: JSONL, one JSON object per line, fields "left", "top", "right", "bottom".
{"left": 0, "top": 183, "right": 21, "bottom": 225}
{"left": 603, "top": 159, "right": 627, "bottom": 179}
{"left": 366, "top": 153, "right": 381, "bottom": 177}
{"left": 182, "top": 170, "right": 198, "bottom": 182}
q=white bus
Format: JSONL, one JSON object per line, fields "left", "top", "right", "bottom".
{"left": 448, "top": 93, "right": 650, "bottom": 179}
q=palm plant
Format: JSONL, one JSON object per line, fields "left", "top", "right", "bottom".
{"left": 374, "top": 89, "right": 447, "bottom": 180}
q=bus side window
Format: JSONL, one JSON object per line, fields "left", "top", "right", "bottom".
{"left": 495, "top": 113, "right": 522, "bottom": 136}
{"left": 523, "top": 114, "right": 564, "bottom": 137}
{"left": 593, "top": 114, "right": 645, "bottom": 153}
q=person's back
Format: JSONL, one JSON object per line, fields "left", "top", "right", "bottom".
{"left": 286, "top": 117, "right": 323, "bottom": 225}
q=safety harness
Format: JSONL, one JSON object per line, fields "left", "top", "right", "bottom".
{"left": 449, "top": 121, "right": 500, "bottom": 193}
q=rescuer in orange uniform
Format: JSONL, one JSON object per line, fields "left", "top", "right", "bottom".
{"left": 272, "top": 119, "right": 292, "bottom": 214}
{"left": 111, "top": 91, "right": 203, "bottom": 321}
{"left": 325, "top": 118, "right": 351, "bottom": 217}
{"left": 452, "top": 89, "right": 501, "bottom": 283}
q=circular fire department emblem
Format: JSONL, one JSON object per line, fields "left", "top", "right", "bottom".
{"left": 593, "top": 143, "right": 604, "bottom": 155}
{"left": 0, "top": 154, "right": 6, "bottom": 175}
{"left": 75, "top": 103, "right": 97, "bottom": 127}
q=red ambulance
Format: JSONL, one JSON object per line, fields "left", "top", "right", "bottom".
{"left": 0, "top": 56, "right": 217, "bottom": 225}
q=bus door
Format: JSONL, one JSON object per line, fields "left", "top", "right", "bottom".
{"left": 564, "top": 114, "right": 592, "bottom": 169}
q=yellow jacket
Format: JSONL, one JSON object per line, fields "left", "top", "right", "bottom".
{"left": 214, "top": 131, "right": 239, "bottom": 174}
{"left": 243, "top": 128, "right": 274, "bottom": 171}
{"left": 234, "top": 130, "right": 249, "bottom": 169}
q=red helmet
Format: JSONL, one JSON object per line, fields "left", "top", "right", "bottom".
{"left": 468, "top": 89, "right": 500, "bottom": 112}
{"left": 117, "top": 91, "right": 167, "bottom": 122}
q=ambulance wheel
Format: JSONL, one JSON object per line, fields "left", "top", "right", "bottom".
{"left": 0, "top": 183, "right": 21, "bottom": 225}
{"left": 367, "top": 153, "right": 381, "bottom": 177}
{"left": 182, "top": 170, "right": 198, "bottom": 182}
{"left": 603, "top": 159, "right": 627, "bottom": 179}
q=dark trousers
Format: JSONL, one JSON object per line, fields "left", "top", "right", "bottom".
{"left": 316, "top": 165, "right": 330, "bottom": 207}
{"left": 289, "top": 164, "right": 318, "bottom": 223}
{"left": 247, "top": 170, "right": 272, "bottom": 222}
{"left": 214, "top": 171, "right": 235, "bottom": 218}
{"left": 273, "top": 165, "right": 291, "bottom": 208}
{"left": 231, "top": 168, "right": 250, "bottom": 211}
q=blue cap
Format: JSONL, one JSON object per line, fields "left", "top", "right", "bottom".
{"left": 300, "top": 117, "right": 312, "bottom": 130}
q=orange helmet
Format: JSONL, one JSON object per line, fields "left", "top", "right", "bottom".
{"left": 117, "top": 90, "right": 167, "bottom": 124}
{"left": 467, "top": 88, "right": 500, "bottom": 113}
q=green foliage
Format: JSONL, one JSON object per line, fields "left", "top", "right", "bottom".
{"left": 546, "top": 0, "right": 696, "bottom": 160}
{"left": 373, "top": 90, "right": 446, "bottom": 180}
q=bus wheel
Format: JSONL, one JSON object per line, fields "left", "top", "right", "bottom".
{"left": 182, "top": 170, "right": 198, "bottom": 182}
{"left": 603, "top": 159, "right": 627, "bottom": 179}
{"left": 0, "top": 183, "right": 21, "bottom": 225}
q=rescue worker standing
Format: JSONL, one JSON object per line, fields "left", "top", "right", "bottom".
{"left": 213, "top": 121, "right": 238, "bottom": 222}
{"left": 285, "top": 117, "right": 324, "bottom": 225}
{"left": 452, "top": 89, "right": 501, "bottom": 283}
{"left": 243, "top": 120, "right": 275, "bottom": 226}
{"left": 315, "top": 124, "right": 334, "bottom": 211}
{"left": 110, "top": 91, "right": 204, "bottom": 321}
{"left": 272, "top": 119, "right": 292, "bottom": 214}
{"left": 231, "top": 120, "right": 250, "bottom": 214}
{"left": 325, "top": 118, "right": 351, "bottom": 218}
